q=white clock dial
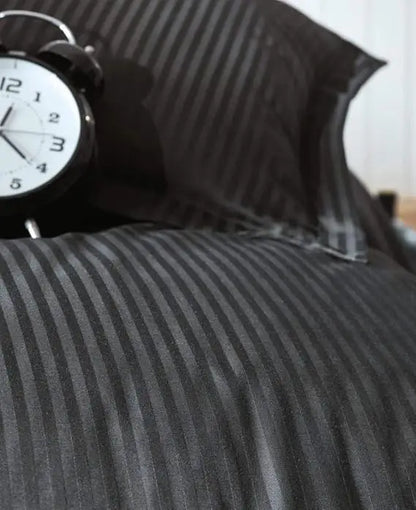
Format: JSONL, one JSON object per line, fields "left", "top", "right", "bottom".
{"left": 0, "top": 56, "right": 82, "bottom": 198}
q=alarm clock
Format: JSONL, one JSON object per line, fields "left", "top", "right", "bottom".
{"left": 0, "top": 10, "right": 103, "bottom": 237}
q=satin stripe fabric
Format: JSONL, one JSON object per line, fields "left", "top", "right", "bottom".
{"left": 0, "top": 227, "right": 416, "bottom": 509}
{"left": 1, "top": 0, "right": 382, "bottom": 261}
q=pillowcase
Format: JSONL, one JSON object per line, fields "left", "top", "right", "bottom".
{"left": 2, "top": 0, "right": 382, "bottom": 262}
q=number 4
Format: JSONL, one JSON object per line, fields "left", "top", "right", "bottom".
{"left": 37, "top": 163, "right": 47, "bottom": 173}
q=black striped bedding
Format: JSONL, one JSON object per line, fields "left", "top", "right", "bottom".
{"left": 1, "top": 1, "right": 416, "bottom": 508}
{"left": 1, "top": 228, "right": 416, "bottom": 509}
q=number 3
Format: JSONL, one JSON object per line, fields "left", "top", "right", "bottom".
{"left": 50, "top": 136, "right": 66, "bottom": 152}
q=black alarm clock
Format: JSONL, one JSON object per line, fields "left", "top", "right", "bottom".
{"left": 0, "top": 10, "right": 103, "bottom": 237}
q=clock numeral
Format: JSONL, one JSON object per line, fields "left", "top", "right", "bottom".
{"left": 0, "top": 77, "right": 22, "bottom": 94}
{"left": 10, "top": 178, "right": 22, "bottom": 190}
{"left": 37, "top": 163, "right": 47, "bottom": 173}
{"left": 50, "top": 136, "right": 66, "bottom": 153}
{"left": 48, "top": 113, "right": 60, "bottom": 124}
{"left": 34, "top": 92, "right": 41, "bottom": 103}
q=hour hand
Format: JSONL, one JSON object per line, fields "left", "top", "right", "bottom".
{"left": 0, "top": 106, "right": 13, "bottom": 128}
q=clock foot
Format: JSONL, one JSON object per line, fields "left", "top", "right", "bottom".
{"left": 24, "top": 218, "right": 41, "bottom": 239}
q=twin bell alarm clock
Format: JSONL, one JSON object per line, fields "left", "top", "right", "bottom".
{"left": 0, "top": 10, "right": 103, "bottom": 238}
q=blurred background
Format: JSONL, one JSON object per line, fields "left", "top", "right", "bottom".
{"left": 286, "top": 0, "right": 416, "bottom": 200}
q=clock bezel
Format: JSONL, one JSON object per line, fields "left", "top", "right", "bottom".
{"left": 0, "top": 52, "right": 95, "bottom": 217}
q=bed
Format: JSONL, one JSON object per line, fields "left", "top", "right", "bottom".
{"left": 1, "top": 1, "right": 416, "bottom": 508}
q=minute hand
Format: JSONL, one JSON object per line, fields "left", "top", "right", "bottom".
{"left": 0, "top": 132, "right": 27, "bottom": 160}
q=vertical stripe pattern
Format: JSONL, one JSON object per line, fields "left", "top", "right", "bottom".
{"left": 0, "top": 227, "right": 416, "bottom": 508}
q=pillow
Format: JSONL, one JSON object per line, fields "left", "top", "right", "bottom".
{"left": 2, "top": 0, "right": 383, "bottom": 262}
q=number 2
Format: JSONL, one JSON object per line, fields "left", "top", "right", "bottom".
{"left": 49, "top": 113, "right": 60, "bottom": 124}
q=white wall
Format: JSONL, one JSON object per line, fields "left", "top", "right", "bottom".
{"left": 284, "top": 0, "right": 416, "bottom": 196}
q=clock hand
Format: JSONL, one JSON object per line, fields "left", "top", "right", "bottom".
{"left": 0, "top": 132, "right": 27, "bottom": 160}
{"left": 0, "top": 128, "right": 54, "bottom": 136}
{"left": 0, "top": 106, "right": 13, "bottom": 127}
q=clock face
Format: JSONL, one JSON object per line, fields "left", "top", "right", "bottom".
{"left": 0, "top": 56, "right": 82, "bottom": 198}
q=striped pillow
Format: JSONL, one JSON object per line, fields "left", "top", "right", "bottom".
{"left": 3, "top": 0, "right": 381, "bottom": 262}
